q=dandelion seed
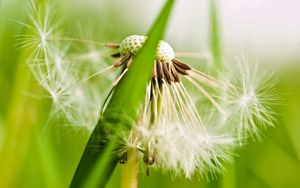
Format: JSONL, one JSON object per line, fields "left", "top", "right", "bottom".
{"left": 20, "top": 1, "right": 111, "bottom": 129}
{"left": 221, "top": 56, "right": 278, "bottom": 142}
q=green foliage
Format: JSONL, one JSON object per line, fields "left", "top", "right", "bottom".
{"left": 209, "top": 0, "right": 222, "bottom": 70}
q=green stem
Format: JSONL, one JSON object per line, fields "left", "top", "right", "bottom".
{"left": 121, "top": 148, "right": 139, "bottom": 188}
{"left": 150, "top": 82, "right": 163, "bottom": 127}
{"left": 209, "top": 0, "right": 222, "bottom": 71}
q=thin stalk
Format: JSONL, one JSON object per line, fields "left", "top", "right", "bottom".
{"left": 50, "top": 37, "right": 107, "bottom": 46}
{"left": 150, "top": 81, "right": 163, "bottom": 127}
{"left": 209, "top": 0, "right": 222, "bottom": 71}
{"left": 205, "top": 1, "right": 224, "bottom": 188}
{"left": 120, "top": 148, "right": 139, "bottom": 188}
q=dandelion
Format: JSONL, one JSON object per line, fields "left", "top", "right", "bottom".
{"left": 105, "top": 35, "right": 235, "bottom": 178}
{"left": 100, "top": 35, "right": 278, "bottom": 179}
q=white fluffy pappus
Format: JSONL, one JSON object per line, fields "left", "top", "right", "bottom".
{"left": 18, "top": 1, "right": 112, "bottom": 130}
{"left": 220, "top": 56, "right": 279, "bottom": 142}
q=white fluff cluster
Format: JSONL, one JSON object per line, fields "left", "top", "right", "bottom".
{"left": 122, "top": 78, "right": 236, "bottom": 178}
{"left": 220, "top": 57, "right": 279, "bottom": 142}
{"left": 18, "top": 2, "right": 111, "bottom": 130}
{"left": 134, "top": 123, "right": 234, "bottom": 178}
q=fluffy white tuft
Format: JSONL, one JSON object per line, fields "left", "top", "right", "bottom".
{"left": 221, "top": 56, "right": 279, "bottom": 142}
{"left": 19, "top": 1, "right": 112, "bottom": 130}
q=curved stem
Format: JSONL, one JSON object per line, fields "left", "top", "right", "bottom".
{"left": 121, "top": 148, "right": 139, "bottom": 188}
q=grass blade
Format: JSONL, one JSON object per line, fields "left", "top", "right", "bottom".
{"left": 70, "top": 1, "right": 175, "bottom": 187}
{"left": 209, "top": 0, "right": 222, "bottom": 70}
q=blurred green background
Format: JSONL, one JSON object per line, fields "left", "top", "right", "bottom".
{"left": 1, "top": 0, "right": 300, "bottom": 187}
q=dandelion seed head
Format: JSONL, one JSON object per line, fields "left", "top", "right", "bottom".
{"left": 119, "top": 35, "right": 145, "bottom": 56}
{"left": 112, "top": 34, "right": 239, "bottom": 178}
{"left": 119, "top": 35, "right": 175, "bottom": 62}
{"left": 156, "top": 40, "right": 175, "bottom": 62}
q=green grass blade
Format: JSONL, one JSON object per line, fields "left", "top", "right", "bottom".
{"left": 70, "top": 0, "right": 175, "bottom": 187}
{"left": 209, "top": 0, "right": 222, "bottom": 70}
